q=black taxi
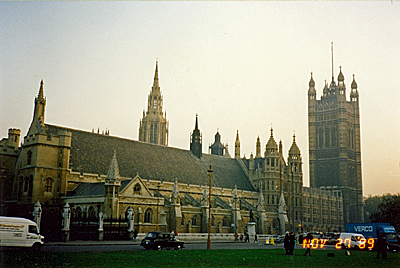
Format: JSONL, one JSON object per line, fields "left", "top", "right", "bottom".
{"left": 140, "top": 231, "right": 184, "bottom": 250}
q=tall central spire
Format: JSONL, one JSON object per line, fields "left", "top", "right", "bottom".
{"left": 138, "top": 60, "right": 169, "bottom": 145}
{"left": 331, "top": 42, "right": 334, "bottom": 83}
{"left": 153, "top": 61, "right": 159, "bottom": 89}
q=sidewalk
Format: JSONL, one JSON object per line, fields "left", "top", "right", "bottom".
{"left": 46, "top": 237, "right": 238, "bottom": 246}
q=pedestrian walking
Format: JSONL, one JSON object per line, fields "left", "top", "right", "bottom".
{"left": 133, "top": 230, "right": 138, "bottom": 242}
{"left": 376, "top": 234, "right": 388, "bottom": 259}
{"left": 298, "top": 234, "right": 304, "bottom": 245}
{"left": 304, "top": 233, "right": 313, "bottom": 256}
{"left": 245, "top": 232, "right": 249, "bottom": 242}
{"left": 254, "top": 233, "right": 258, "bottom": 243}
{"left": 289, "top": 232, "right": 296, "bottom": 255}
{"left": 284, "top": 232, "right": 290, "bottom": 255}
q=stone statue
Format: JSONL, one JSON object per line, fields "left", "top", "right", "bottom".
{"left": 250, "top": 209, "right": 254, "bottom": 222}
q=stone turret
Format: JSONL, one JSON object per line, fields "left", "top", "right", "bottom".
{"left": 190, "top": 114, "right": 202, "bottom": 158}
{"left": 104, "top": 151, "right": 121, "bottom": 218}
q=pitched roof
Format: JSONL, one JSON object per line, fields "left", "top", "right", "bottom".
{"left": 70, "top": 180, "right": 131, "bottom": 197}
{"left": 46, "top": 124, "right": 255, "bottom": 192}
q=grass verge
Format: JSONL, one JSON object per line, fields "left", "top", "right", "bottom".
{"left": 1, "top": 248, "right": 399, "bottom": 268}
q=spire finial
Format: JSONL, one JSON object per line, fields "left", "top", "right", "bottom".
{"left": 153, "top": 60, "right": 159, "bottom": 88}
{"left": 38, "top": 80, "right": 44, "bottom": 99}
{"left": 331, "top": 42, "right": 334, "bottom": 82}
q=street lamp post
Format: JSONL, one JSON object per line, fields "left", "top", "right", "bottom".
{"left": 156, "top": 183, "right": 160, "bottom": 231}
{"left": 207, "top": 165, "right": 213, "bottom": 250}
{"left": 233, "top": 194, "right": 238, "bottom": 242}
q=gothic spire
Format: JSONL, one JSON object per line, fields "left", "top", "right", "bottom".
{"left": 256, "top": 136, "right": 261, "bottom": 158}
{"left": 152, "top": 61, "right": 159, "bottom": 89}
{"left": 235, "top": 130, "right": 240, "bottom": 159}
{"left": 190, "top": 114, "right": 202, "bottom": 158}
{"left": 331, "top": 42, "right": 335, "bottom": 83}
{"left": 308, "top": 72, "right": 315, "bottom": 88}
{"left": 105, "top": 150, "right": 120, "bottom": 185}
{"left": 38, "top": 80, "right": 44, "bottom": 99}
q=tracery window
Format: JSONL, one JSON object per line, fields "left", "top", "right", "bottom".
{"left": 144, "top": 208, "right": 152, "bottom": 223}
{"left": 75, "top": 207, "right": 82, "bottom": 220}
{"left": 88, "top": 206, "right": 96, "bottom": 220}
{"left": 134, "top": 184, "right": 141, "bottom": 195}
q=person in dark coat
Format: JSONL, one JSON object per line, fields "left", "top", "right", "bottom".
{"left": 304, "top": 233, "right": 313, "bottom": 256}
{"left": 245, "top": 232, "right": 250, "bottom": 242}
{"left": 376, "top": 234, "right": 388, "bottom": 259}
{"left": 284, "top": 232, "right": 290, "bottom": 255}
{"left": 289, "top": 232, "right": 296, "bottom": 255}
{"left": 133, "top": 230, "right": 138, "bottom": 242}
{"left": 299, "top": 234, "right": 304, "bottom": 245}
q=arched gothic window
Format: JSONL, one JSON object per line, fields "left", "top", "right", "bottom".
{"left": 27, "top": 150, "right": 32, "bottom": 165}
{"left": 192, "top": 215, "right": 197, "bottom": 226}
{"left": 134, "top": 184, "right": 141, "bottom": 195}
{"left": 144, "top": 208, "right": 152, "bottom": 223}
{"left": 325, "top": 130, "right": 330, "bottom": 147}
{"left": 331, "top": 128, "right": 337, "bottom": 147}
{"left": 75, "top": 207, "right": 82, "bottom": 220}
{"left": 222, "top": 217, "right": 228, "bottom": 227}
{"left": 88, "top": 206, "right": 96, "bottom": 220}
{"left": 318, "top": 129, "right": 324, "bottom": 148}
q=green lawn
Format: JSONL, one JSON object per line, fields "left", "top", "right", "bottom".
{"left": 1, "top": 249, "right": 399, "bottom": 268}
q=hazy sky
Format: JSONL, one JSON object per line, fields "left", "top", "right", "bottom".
{"left": 1, "top": 1, "right": 399, "bottom": 197}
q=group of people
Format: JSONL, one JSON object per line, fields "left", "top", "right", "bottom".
{"left": 284, "top": 231, "right": 313, "bottom": 256}
{"left": 283, "top": 231, "right": 296, "bottom": 255}
{"left": 238, "top": 232, "right": 250, "bottom": 242}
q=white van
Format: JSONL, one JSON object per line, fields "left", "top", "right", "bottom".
{"left": 337, "top": 232, "right": 366, "bottom": 249}
{"left": 0, "top": 216, "right": 44, "bottom": 249}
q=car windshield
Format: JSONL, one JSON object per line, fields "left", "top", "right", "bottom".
{"left": 355, "top": 236, "right": 363, "bottom": 241}
{"left": 28, "top": 225, "right": 39, "bottom": 234}
{"left": 386, "top": 233, "right": 396, "bottom": 240}
{"left": 146, "top": 232, "right": 157, "bottom": 238}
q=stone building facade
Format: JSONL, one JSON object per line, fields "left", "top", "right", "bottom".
{"left": 308, "top": 66, "right": 363, "bottom": 224}
{"left": 1, "top": 66, "right": 346, "bottom": 238}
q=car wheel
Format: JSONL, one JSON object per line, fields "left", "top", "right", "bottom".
{"left": 31, "top": 243, "right": 42, "bottom": 251}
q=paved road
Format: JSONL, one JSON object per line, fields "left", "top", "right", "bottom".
{"left": 42, "top": 240, "right": 337, "bottom": 252}
{"left": 42, "top": 241, "right": 279, "bottom": 252}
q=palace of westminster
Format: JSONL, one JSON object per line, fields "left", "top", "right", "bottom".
{"left": 0, "top": 60, "right": 364, "bottom": 238}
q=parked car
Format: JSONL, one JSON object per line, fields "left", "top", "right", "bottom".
{"left": 140, "top": 231, "right": 184, "bottom": 250}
